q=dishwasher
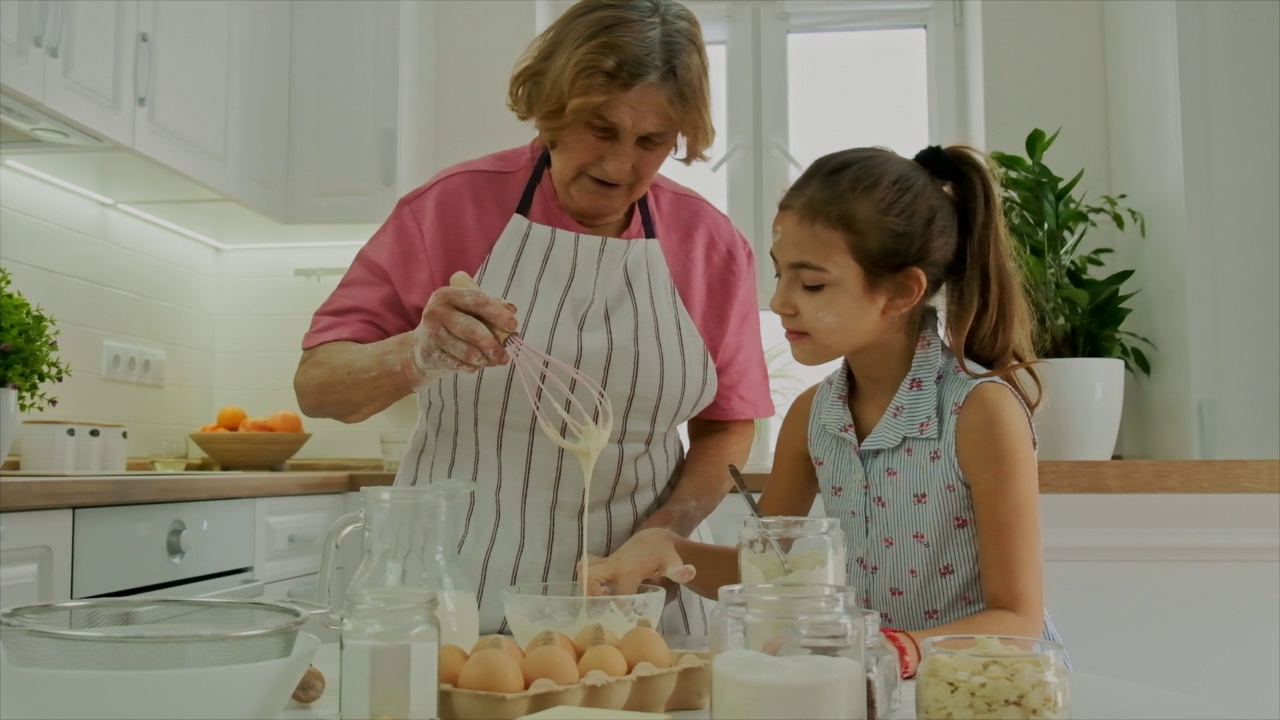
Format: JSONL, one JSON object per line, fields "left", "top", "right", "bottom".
{"left": 72, "top": 498, "right": 262, "bottom": 599}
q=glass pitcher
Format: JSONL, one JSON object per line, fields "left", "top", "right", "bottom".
{"left": 317, "top": 484, "right": 481, "bottom": 649}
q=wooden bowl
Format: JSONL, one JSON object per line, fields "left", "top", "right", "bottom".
{"left": 188, "top": 432, "right": 311, "bottom": 470}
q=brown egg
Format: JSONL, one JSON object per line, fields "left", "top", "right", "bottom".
{"left": 520, "top": 645, "right": 580, "bottom": 688}
{"left": 572, "top": 623, "right": 619, "bottom": 657}
{"left": 471, "top": 634, "right": 524, "bottom": 664}
{"left": 525, "top": 629, "right": 579, "bottom": 659}
{"left": 438, "top": 644, "right": 469, "bottom": 685}
{"left": 457, "top": 648, "right": 524, "bottom": 694}
{"left": 577, "top": 643, "right": 628, "bottom": 678}
{"left": 617, "top": 626, "right": 671, "bottom": 671}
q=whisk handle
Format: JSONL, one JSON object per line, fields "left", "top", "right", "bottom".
{"left": 449, "top": 271, "right": 511, "bottom": 343}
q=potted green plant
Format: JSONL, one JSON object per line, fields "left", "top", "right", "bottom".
{"left": 991, "top": 128, "right": 1154, "bottom": 460}
{"left": 0, "top": 266, "right": 72, "bottom": 461}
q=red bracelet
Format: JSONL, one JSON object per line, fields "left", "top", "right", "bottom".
{"left": 881, "top": 628, "right": 919, "bottom": 679}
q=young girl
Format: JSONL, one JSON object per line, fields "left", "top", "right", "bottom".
{"left": 585, "top": 144, "right": 1062, "bottom": 673}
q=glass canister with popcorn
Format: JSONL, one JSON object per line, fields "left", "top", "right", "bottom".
{"left": 916, "top": 635, "right": 1070, "bottom": 720}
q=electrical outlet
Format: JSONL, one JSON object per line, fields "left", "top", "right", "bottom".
{"left": 102, "top": 340, "right": 166, "bottom": 387}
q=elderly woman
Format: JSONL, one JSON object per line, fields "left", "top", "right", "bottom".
{"left": 294, "top": 0, "right": 772, "bottom": 635}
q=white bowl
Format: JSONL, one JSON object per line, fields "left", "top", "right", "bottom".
{"left": 502, "top": 581, "right": 666, "bottom": 649}
{"left": 0, "top": 632, "right": 320, "bottom": 719}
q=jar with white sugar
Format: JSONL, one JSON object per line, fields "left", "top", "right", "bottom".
{"left": 739, "top": 517, "right": 847, "bottom": 586}
{"left": 916, "top": 635, "right": 1070, "bottom": 720}
{"left": 711, "top": 588, "right": 866, "bottom": 720}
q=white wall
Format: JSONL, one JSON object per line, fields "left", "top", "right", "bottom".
{"left": 0, "top": 165, "right": 216, "bottom": 458}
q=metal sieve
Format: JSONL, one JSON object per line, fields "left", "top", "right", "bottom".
{"left": 0, "top": 597, "right": 307, "bottom": 670}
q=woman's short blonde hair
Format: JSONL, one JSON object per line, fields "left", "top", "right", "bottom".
{"left": 508, "top": 0, "right": 713, "bottom": 164}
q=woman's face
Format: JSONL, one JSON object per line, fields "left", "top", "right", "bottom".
{"left": 546, "top": 85, "right": 678, "bottom": 234}
{"left": 768, "top": 210, "right": 898, "bottom": 365}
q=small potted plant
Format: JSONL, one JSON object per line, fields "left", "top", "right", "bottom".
{"left": 991, "top": 128, "right": 1153, "bottom": 460}
{"left": 0, "top": 266, "right": 72, "bottom": 462}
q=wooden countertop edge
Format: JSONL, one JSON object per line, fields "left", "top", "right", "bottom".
{"left": 1, "top": 460, "right": 1275, "bottom": 512}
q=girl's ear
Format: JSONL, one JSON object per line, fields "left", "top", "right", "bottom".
{"left": 884, "top": 267, "right": 928, "bottom": 320}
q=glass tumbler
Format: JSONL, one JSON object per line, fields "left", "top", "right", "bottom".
{"left": 916, "top": 635, "right": 1071, "bottom": 720}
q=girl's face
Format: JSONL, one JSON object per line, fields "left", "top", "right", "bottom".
{"left": 768, "top": 210, "right": 900, "bottom": 365}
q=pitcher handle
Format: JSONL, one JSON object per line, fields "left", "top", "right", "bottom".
{"left": 316, "top": 510, "right": 363, "bottom": 630}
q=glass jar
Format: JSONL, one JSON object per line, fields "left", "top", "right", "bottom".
{"left": 916, "top": 635, "right": 1071, "bottom": 720}
{"left": 711, "top": 585, "right": 866, "bottom": 720}
{"left": 860, "top": 610, "right": 901, "bottom": 720}
{"left": 738, "top": 517, "right": 847, "bottom": 585}
{"left": 340, "top": 589, "right": 440, "bottom": 720}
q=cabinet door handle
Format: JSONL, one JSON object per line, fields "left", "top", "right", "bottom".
{"left": 135, "top": 31, "right": 152, "bottom": 107}
{"left": 287, "top": 531, "right": 319, "bottom": 546}
{"left": 44, "top": 0, "right": 64, "bottom": 59}
{"left": 33, "top": 0, "right": 52, "bottom": 48}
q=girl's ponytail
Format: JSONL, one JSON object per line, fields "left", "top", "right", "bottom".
{"left": 921, "top": 146, "right": 1041, "bottom": 410}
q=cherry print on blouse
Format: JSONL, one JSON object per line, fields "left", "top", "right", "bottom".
{"left": 868, "top": 564, "right": 880, "bottom": 574}
{"left": 954, "top": 516, "right": 969, "bottom": 529}
{"left": 935, "top": 372, "right": 945, "bottom": 384}
{"left": 889, "top": 404, "right": 905, "bottom": 419}
{"left": 913, "top": 492, "right": 928, "bottom": 505}
{"left": 831, "top": 486, "right": 844, "bottom": 497}
{"left": 953, "top": 364, "right": 965, "bottom": 375}
{"left": 951, "top": 401, "right": 963, "bottom": 416}
{"left": 925, "top": 609, "right": 941, "bottom": 621}
{"left": 862, "top": 483, "right": 870, "bottom": 491}
{"left": 840, "top": 422, "right": 856, "bottom": 434}
{"left": 961, "top": 594, "right": 974, "bottom": 605}
{"left": 890, "top": 587, "right": 904, "bottom": 597}
{"left": 913, "top": 532, "right": 930, "bottom": 549}
{"left": 883, "top": 537, "right": 895, "bottom": 547}
{"left": 880, "top": 611, "right": 893, "bottom": 625}
{"left": 835, "top": 393, "right": 847, "bottom": 402}
{"left": 944, "top": 483, "right": 957, "bottom": 492}
{"left": 908, "top": 568, "right": 919, "bottom": 578}
{"left": 909, "top": 377, "right": 924, "bottom": 391}
{"left": 813, "top": 458, "right": 825, "bottom": 467}
{"left": 873, "top": 449, "right": 883, "bottom": 458}
{"left": 929, "top": 449, "right": 943, "bottom": 462}
{"left": 939, "top": 564, "right": 956, "bottom": 578}
{"left": 874, "top": 496, "right": 887, "bottom": 509}
{"left": 904, "top": 446, "right": 913, "bottom": 455}
{"left": 917, "top": 420, "right": 933, "bottom": 435}
{"left": 917, "top": 335, "right": 932, "bottom": 350}
{"left": 886, "top": 468, "right": 899, "bottom": 478}
{"left": 856, "top": 557, "right": 867, "bottom": 568}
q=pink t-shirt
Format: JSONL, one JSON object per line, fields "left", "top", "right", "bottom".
{"left": 303, "top": 141, "right": 773, "bottom": 421}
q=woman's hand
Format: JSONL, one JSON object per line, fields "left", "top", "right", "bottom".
{"left": 578, "top": 528, "right": 696, "bottom": 596}
{"left": 404, "top": 273, "right": 520, "bottom": 388}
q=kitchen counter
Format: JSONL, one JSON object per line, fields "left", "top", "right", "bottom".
{"left": 278, "top": 642, "right": 1231, "bottom": 720}
{"left": 0, "top": 459, "right": 1276, "bottom": 511}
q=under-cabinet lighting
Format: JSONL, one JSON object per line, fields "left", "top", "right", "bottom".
{"left": 115, "top": 203, "right": 227, "bottom": 249}
{"left": 4, "top": 160, "right": 117, "bottom": 205}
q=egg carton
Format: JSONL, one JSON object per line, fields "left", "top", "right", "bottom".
{"left": 439, "top": 651, "right": 710, "bottom": 720}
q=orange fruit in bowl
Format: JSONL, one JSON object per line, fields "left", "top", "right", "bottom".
{"left": 217, "top": 406, "right": 248, "bottom": 431}
{"left": 238, "top": 417, "right": 274, "bottom": 432}
{"left": 198, "top": 423, "right": 220, "bottom": 433}
{"left": 267, "top": 410, "right": 304, "bottom": 433}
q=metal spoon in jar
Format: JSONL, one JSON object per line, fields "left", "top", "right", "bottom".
{"left": 727, "top": 464, "right": 792, "bottom": 576}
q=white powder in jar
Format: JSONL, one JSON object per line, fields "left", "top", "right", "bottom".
{"left": 711, "top": 649, "right": 866, "bottom": 720}
{"left": 739, "top": 545, "right": 848, "bottom": 585}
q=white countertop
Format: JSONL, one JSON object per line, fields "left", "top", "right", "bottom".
{"left": 279, "top": 644, "right": 1224, "bottom": 720}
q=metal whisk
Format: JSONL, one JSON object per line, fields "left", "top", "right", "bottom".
{"left": 449, "top": 272, "right": 613, "bottom": 447}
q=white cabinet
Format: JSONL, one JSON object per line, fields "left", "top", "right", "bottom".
{"left": 253, "top": 494, "right": 346, "bottom": 583}
{"left": 0, "top": 0, "right": 136, "bottom": 146}
{"left": 286, "top": 0, "right": 399, "bottom": 224}
{"left": 264, "top": 572, "right": 339, "bottom": 642}
{"left": 133, "top": 0, "right": 290, "bottom": 218}
{"left": 0, "top": 509, "right": 73, "bottom": 609}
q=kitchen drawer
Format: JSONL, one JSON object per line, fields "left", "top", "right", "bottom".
{"left": 0, "top": 509, "right": 73, "bottom": 609}
{"left": 254, "top": 494, "right": 345, "bottom": 583}
{"left": 73, "top": 499, "right": 255, "bottom": 598}
{"left": 264, "top": 572, "right": 338, "bottom": 643}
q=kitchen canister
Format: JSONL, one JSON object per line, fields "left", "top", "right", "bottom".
{"left": 19, "top": 421, "right": 78, "bottom": 473}
{"left": 75, "top": 424, "right": 104, "bottom": 472}
{"left": 97, "top": 424, "right": 128, "bottom": 472}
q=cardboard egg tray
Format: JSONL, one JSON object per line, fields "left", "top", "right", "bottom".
{"left": 439, "top": 651, "right": 710, "bottom": 720}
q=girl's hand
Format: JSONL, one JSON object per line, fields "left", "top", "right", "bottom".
{"left": 578, "top": 528, "right": 696, "bottom": 596}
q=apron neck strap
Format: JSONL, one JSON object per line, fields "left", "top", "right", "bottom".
{"left": 518, "top": 147, "right": 657, "bottom": 239}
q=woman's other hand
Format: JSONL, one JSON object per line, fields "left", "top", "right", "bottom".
{"left": 579, "top": 528, "right": 696, "bottom": 596}
{"left": 405, "top": 279, "right": 520, "bottom": 387}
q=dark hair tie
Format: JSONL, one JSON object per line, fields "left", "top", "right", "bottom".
{"left": 913, "top": 145, "right": 961, "bottom": 184}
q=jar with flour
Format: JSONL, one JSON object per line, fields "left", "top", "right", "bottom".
{"left": 711, "top": 586, "right": 866, "bottom": 720}
{"left": 739, "top": 517, "right": 847, "bottom": 585}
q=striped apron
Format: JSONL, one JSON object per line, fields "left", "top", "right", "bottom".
{"left": 399, "top": 150, "right": 719, "bottom": 637}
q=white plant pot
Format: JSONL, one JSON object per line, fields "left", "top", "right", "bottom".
{"left": 1030, "top": 358, "right": 1126, "bottom": 460}
{"left": 747, "top": 416, "right": 774, "bottom": 469}
{"left": 0, "top": 387, "right": 16, "bottom": 463}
